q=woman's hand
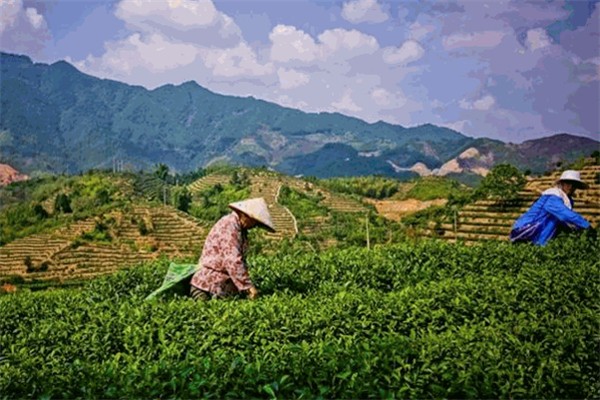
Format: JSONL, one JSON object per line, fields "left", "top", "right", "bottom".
{"left": 247, "top": 286, "right": 259, "bottom": 299}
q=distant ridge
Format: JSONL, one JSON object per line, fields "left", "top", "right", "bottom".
{"left": 1, "top": 52, "right": 597, "bottom": 179}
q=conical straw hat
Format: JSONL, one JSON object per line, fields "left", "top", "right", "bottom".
{"left": 229, "top": 197, "right": 276, "bottom": 232}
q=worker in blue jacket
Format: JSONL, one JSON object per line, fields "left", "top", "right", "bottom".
{"left": 510, "top": 170, "right": 591, "bottom": 245}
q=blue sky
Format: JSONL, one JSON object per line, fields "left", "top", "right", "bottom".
{"left": 1, "top": 0, "right": 599, "bottom": 143}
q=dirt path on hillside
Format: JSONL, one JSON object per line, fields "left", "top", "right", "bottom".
{"left": 366, "top": 198, "right": 447, "bottom": 221}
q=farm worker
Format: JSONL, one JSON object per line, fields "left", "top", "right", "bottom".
{"left": 189, "top": 197, "right": 276, "bottom": 300}
{"left": 509, "top": 170, "right": 590, "bottom": 245}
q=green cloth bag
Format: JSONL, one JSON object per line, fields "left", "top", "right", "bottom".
{"left": 145, "top": 262, "right": 198, "bottom": 300}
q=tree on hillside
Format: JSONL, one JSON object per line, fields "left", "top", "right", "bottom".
{"left": 154, "top": 163, "right": 170, "bottom": 181}
{"left": 476, "top": 163, "right": 526, "bottom": 203}
{"left": 171, "top": 187, "right": 192, "bottom": 213}
{"left": 54, "top": 193, "right": 72, "bottom": 213}
{"left": 230, "top": 170, "right": 250, "bottom": 188}
{"left": 94, "top": 188, "right": 111, "bottom": 206}
{"left": 33, "top": 204, "right": 49, "bottom": 219}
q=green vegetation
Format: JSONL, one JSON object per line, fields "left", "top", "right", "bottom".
{"left": 54, "top": 193, "right": 72, "bottom": 213}
{"left": 0, "top": 202, "right": 62, "bottom": 246}
{"left": 71, "top": 218, "right": 114, "bottom": 248}
{"left": 189, "top": 176, "right": 251, "bottom": 221}
{"left": 475, "top": 163, "right": 526, "bottom": 203}
{"left": 328, "top": 211, "right": 402, "bottom": 246}
{"left": 278, "top": 185, "right": 328, "bottom": 219}
{"left": 0, "top": 169, "right": 212, "bottom": 247}
{"left": 0, "top": 172, "right": 133, "bottom": 245}
{"left": 318, "top": 175, "right": 468, "bottom": 202}
{"left": 170, "top": 187, "right": 192, "bottom": 213}
{"left": 319, "top": 176, "right": 401, "bottom": 199}
{"left": 1, "top": 235, "right": 597, "bottom": 398}
{"left": 402, "top": 204, "right": 448, "bottom": 232}
{"left": 402, "top": 176, "right": 466, "bottom": 201}
{"left": 1, "top": 163, "right": 598, "bottom": 396}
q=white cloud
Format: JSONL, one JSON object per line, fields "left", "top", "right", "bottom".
{"left": 203, "top": 42, "right": 273, "bottom": 77}
{"left": 25, "top": 7, "right": 44, "bottom": 30}
{"left": 443, "top": 31, "right": 505, "bottom": 50}
{"left": 0, "top": 0, "right": 21, "bottom": 34}
{"left": 341, "top": 0, "right": 388, "bottom": 24}
{"left": 274, "top": 94, "right": 309, "bottom": 110}
{"left": 371, "top": 88, "right": 392, "bottom": 105}
{"left": 75, "top": 0, "right": 273, "bottom": 86}
{"left": 0, "top": 0, "right": 50, "bottom": 56}
{"left": 75, "top": 32, "right": 198, "bottom": 82}
{"left": 269, "top": 25, "right": 319, "bottom": 63}
{"left": 277, "top": 67, "right": 310, "bottom": 89}
{"left": 115, "top": 0, "right": 242, "bottom": 47}
{"left": 370, "top": 87, "right": 407, "bottom": 109}
{"left": 318, "top": 28, "right": 378, "bottom": 58}
{"left": 409, "top": 22, "right": 436, "bottom": 41}
{"left": 474, "top": 95, "right": 495, "bottom": 110}
{"left": 117, "top": 0, "right": 218, "bottom": 28}
{"left": 459, "top": 95, "right": 496, "bottom": 111}
{"left": 269, "top": 25, "right": 378, "bottom": 65}
{"left": 382, "top": 40, "right": 424, "bottom": 65}
{"left": 332, "top": 89, "right": 362, "bottom": 112}
{"left": 71, "top": 0, "right": 424, "bottom": 129}
{"left": 525, "top": 28, "right": 552, "bottom": 51}
{"left": 441, "top": 120, "right": 471, "bottom": 133}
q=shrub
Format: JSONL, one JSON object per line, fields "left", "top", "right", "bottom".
{"left": 32, "top": 203, "right": 49, "bottom": 219}
{"left": 171, "top": 187, "right": 192, "bottom": 213}
{"left": 475, "top": 163, "right": 526, "bottom": 203}
{"left": 24, "top": 256, "right": 33, "bottom": 272}
{"left": 54, "top": 193, "right": 72, "bottom": 213}
{"left": 1, "top": 237, "right": 598, "bottom": 398}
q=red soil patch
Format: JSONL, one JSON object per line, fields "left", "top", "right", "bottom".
{"left": 0, "top": 163, "right": 29, "bottom": 186}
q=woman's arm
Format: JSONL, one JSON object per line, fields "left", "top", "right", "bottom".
{"left": 543, "top": 196, "right": 590, "bottom": 229}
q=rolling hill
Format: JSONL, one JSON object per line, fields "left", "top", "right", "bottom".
{"left": 1, "top": 52, "right": 598, "bottom": 179}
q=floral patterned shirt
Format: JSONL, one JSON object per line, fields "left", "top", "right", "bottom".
{"left": 190, "top": 212, "right": 253, "bottom": 297}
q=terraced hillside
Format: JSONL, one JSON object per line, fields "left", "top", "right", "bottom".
{"left": 247, "top": 172, "right": 298, "bottom": 239}
{"left": 187, "top": 170, "right": 368, "bottom": 242}
{"left": 0, "top": 219, "right": 96, "bottom": 278}
{"left": 277, "top": 176, "right": 368, "bottom": 248}
{"left": 188, "top": 170, "right": 297, "bottom": 239}
{"left": 435, "top": 164, "right": 600, "bottom": 244}
{"left": 0, "top": 205, "right": 207, "bottom": 283}
{"left": 188, "top": 174, "right": 231, "bottom": 193}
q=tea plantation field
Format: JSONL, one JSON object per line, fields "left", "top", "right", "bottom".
{"left": 1, "top": 235, "right": 598, "bottom": 398}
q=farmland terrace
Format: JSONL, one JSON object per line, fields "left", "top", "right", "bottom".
{"left": 431, "top": 165, "right": 600, "bottom": 245}
{"left": 0, "top": 205, "right": 207, "bottom": 284}
{"left": 187, "top": 170, "right": 368, "bottom": 244}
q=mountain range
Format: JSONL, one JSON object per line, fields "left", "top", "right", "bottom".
{"left": 1, "top": 52, "right": 597, "bottom": 180}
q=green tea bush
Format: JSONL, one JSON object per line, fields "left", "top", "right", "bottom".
{"left": 0, "top": 202, "right": 62, "bottom": 245}
{"left": 320, "top": 176, "right": 401, "bottom": 199}
{"left": 0, "top": 236, "right": 598, "bottom": 398}
{"left": 404, "top": 176, "right": 465, "bottom": 201}
{"left": 0, "top": 171, "right": 137, "bottom": 245}
{"left": 189, "top": 182, "right": 250, "bottom": 222}
{"left": 278, "top": 185, "right": 328, "bottom": 220}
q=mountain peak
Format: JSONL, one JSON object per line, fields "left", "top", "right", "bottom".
{"left": 1, "top": 52, "right": 597, "bottom": 178}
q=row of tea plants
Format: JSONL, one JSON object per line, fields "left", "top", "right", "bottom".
{"left": 0, "top": 234, "right": 598, "bottom": 398}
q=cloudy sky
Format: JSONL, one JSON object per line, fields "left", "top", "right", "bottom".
{"left": 1, "top": 0, "right": 599, "bottom": 143}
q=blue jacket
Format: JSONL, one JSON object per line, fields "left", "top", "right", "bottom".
{"left": 510, "top": 188, "right": 590, "bottom": 245}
